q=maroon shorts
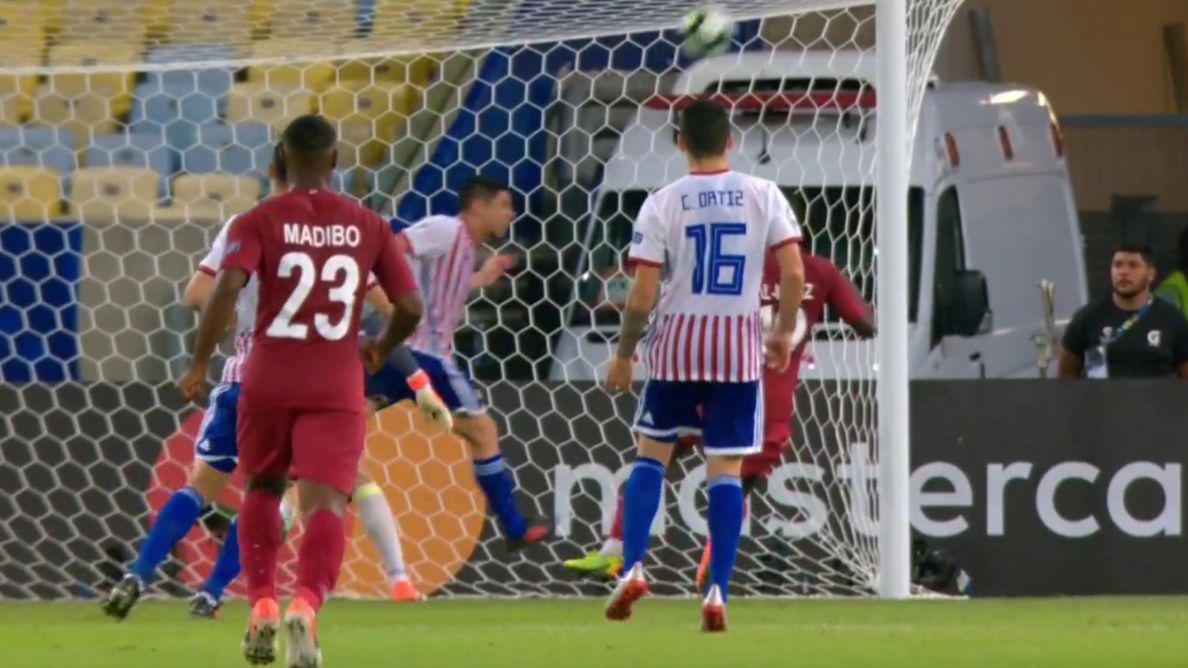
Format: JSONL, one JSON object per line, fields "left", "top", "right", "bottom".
{"left": 237, "top": 393, "right": 366, "bottom": 496}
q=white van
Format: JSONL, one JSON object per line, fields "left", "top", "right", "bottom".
{"left": 550, "top": 50, "right": 1087, "bottom": 382}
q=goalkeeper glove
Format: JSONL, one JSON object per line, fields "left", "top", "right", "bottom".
{"left": 407, "top": 369, "right": 453, "bottom": 431}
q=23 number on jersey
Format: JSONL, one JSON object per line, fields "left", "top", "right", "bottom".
{"left": 685, "top": 222, "right": 747, "bottom": 295}
{"left": 266, "top": 251, "right": 359, "bottom": 341}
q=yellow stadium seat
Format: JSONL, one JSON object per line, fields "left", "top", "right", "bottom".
{"left": 0, "top": 1, "right": 51, "bottom": 45}
{"left": 71, "top": 166, "right": 159, "bottom": 225}
{"left": 164, "top": 0, "right": 253, "bottom": 51}
{"left": 246, "top": 39, "right": 337, "bottom": 92}
{"left": 335, "top": 116, "right": 398, "bottom": 171}
{"left": 249, "top": 0, "right": 278, "bottom": 37}
{"left": 46, "top": 44, "right": 139, "bottom": 117}
{"left": 53, "top": 0, "right": 150, "bottom": 45}
{"left": 0, "top": 166, "right": 62, "bottom": 221}
{"left": 226, "top": 83, "right": 315, "bottom": 132}
{"left": 31, "top": 85, "right": 121, "bottom": 145}
{"left": 371, "top": 0, "right": 471, "bottom": 40}
{"left": 0, "top": 46, "right": 45, "bottom": 123}
{"left": 269, "top": 0, "right": 357, "bottom": 42}
{"left": 319, "top": 81, "right": 418, "bottom": 123}
{"left": 336, "top": 51, "right": 439, "bottom": 87}
{"left": 170, "top": 172, "right": 261, "bottom": 219}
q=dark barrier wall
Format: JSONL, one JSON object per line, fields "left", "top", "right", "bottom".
{"left": 2, "top": 380, "right": 1186, "bottom": 597}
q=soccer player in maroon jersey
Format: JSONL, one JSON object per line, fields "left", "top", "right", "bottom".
{"left": 565, "top": 246, "right": 874, "bottom": 585}
{"left": 179, "top": 115, "right": 423, "bottom": 667}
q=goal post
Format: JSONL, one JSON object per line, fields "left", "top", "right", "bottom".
{"left": 0, "top": 0, "right": 964, "bottom": 601}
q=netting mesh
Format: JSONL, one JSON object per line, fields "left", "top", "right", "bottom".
{"left": 0, "top": 0, "right": 962, "bottom": 600}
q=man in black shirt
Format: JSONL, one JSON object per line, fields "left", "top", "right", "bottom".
{"left": 1060, "top": 245, "right": 1188, "bottom": 379}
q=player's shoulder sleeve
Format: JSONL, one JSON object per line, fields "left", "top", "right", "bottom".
{"left": 763, "top": 179, "right": 802, "bottom": 249}
{"left": 197, "top": 215, "right": 237, "bottom": 275}
{"left": 220, "top": 205, "right": 265, "bottom": 276}
{"left": 368, "top": 210, "right": 418, "bottom": 302}
{"left": 818, "top": 257, "right": 871, "bottom": 326}
{"left": 400, "top": 214, "right": 458, "bottom": 259}
{"left": 627, "top": 193, "right": 665, "bottom": 268}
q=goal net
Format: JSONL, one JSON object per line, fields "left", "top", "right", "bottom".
{"left": 0, "top": 0, "right": 961, "bottom": 600}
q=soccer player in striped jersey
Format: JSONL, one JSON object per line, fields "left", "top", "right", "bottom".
{"left": 564, "top": 247, "right": 874, "bottom": 582}
{"left": 603, "top": 99, "right": 805, "bottom": 632}
{"left": 364, "top": 176, "right": 551, "bottom": 552}
{"left": 101, "top": 144, "right": 434, "bottom": 623}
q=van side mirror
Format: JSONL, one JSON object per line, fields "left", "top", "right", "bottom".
{"left": 941, "top": 269, "right": 992, "bottom": 337}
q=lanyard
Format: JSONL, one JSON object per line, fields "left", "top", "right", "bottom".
{"left": 1104, "top": 299, "right": 1153, "bottom": 345}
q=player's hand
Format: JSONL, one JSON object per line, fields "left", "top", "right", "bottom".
{"left": 177, "top": 363, "right": 210, "bottom": 404}
{"left": 414, "top": 386, "right": 454, "bottom": 431}
{"left": 474, "top": 253, "right": 517, "bottom": 288}
{"left": 765, "top": 329, "right": 793, "bottom": 372}
{"left": 605, "top": 356, "right": 634, "bottom": 393}
{"left": 360, "top": 337, "right": 384, "bottom": 374}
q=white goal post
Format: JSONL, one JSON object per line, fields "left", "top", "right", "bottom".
{"left": 0, "top": 0, "right": 963, "bottom": 601}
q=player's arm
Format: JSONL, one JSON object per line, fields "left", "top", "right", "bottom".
{"left": 183, "top": 218, "right": 234, "bottom": 311}
{"left": 365, "top": 282, "right": 393, "bottom": 317}
{"left": 767, "top": 241, "right": 806, "bottom": 371}
{"left": 606, "top": 197, "right": 663, "bottom": 392}
{"left": 826, "top": 264, "right": 875, "bottom": 338}
{"left": 1057, "top": 309, "right": 1088, "bottom": 379}
{"left": 471, "top": 253, "right": 517, "bottom": 290}
{"left": 180, "top": 268, "right": 247, "bottom": 401}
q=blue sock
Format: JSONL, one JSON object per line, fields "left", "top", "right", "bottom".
{"left": 706, "top": 475, "right": 744, "bottom": 601}
{"left": 620, "top": 457, "right": 666, "bottom": 575}
{"left": 131, "top": 487, "right": 204, "bottom": 583}
{"left": 474, "top": 454, "right": 527, "bottom": 540}
{"left": 201, "top": 517, "right": 241, "bottom": 601}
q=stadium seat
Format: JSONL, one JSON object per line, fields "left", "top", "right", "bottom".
{"left": 52, "top": 0, "right": 149, "bottom": 45}
{"left": 83, "top": 132, "right": 175, "bottom": 196}
{"left": 31, "top": 86, "right": 121, "bottom": 146}
{"left": 70, "top": 166, "right": 160, "bottom": 225}
{"left": 320, "top": 82, "right": 415, "bottom": 176}
{"left": 0, "top": 127, "right": 77, "bottom": 177}
{"left": 179, "top": 121, "right": 271, "bottom": 176}
{"left": 336, "top": 50, "right": 440, "bottom": 88}
{"left": 0, "top": 1, "right": 50, "bottom": 47}
{"left": 46, "top": 44, "right": 139, "bottom": 118}
{"left": 0, "top": 166, "right": 62, "bottom": 221}
{"left": 144, "top": 44, "right": 236, "bottom": 93}
{"left": 167, "top": 172, "right": 261, "bottom": 221}
{"left": 225, "top": 83, "right": 314, "bottom": 132}
{"left": 162, "top": 1, "right": 252, "bottom": 54}
{"left": 245, "top": 39, "right": 336, "bottom": 93}
{"left": 130, "top": 77, "right": 226, "bottom": 151}
{"left": 268, "top": 0, "right": 358, "bottom": 42}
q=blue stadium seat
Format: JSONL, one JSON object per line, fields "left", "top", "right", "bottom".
{"left": 83, "top": 132, "right": 175, "bottom": 197}
{"left": 180, "top": 122, "right": 271, "bottom": 176}
{"left": 130, "top": 78, "right": 226, "bottom": 151}
{"left": 0, "top": 127, "right": 77, "bottom": 178}
{"left": 145, "top": 45, "right": 236, "bottom": 94}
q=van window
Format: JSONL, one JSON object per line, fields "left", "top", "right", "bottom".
{"left": 574, "top": 190, "right": 649, "bottom": 326}
{"left": 931, "top": 186, "right": 967, "bottom": 346}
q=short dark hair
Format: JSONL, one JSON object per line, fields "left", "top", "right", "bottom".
{"left": 281, "top": 114, "right": 337, "bottom": 160}
{"left": 1113, "top": 244, "right": 1155, "bottom": 266}
{"left": 271, "top": 141, "right": 287, "bottom": 183}
{"left": 458, "top": 176, "right": 508, "bottom": 211}
{"left": 679, "top": 99, "right": 731, "bottom": 159}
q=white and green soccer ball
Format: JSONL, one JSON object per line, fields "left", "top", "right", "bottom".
{"left": 680, "top": 6, "right": 735, "bottom": 58}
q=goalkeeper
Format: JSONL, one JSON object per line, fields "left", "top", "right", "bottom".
{"left": 565, "top": 246, "right": 874, "bottom": 582}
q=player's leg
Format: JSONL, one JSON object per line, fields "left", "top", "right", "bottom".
{"left": 563, "top": 495, "right": 624, "bottom": 579}
{"left": 102, "top": 383, "right": 240, "bottom": 621}
{"left": 352, "top": 468, "right": 418, "bottom": 602}
{"left": 237, "top": 399, "right": 296, "bottom": 665}
{"left": 697, "top": 380, "right": 764, "bottom": 633}
{"left": 282, "top": 408, "right": 368, "bottom": 668}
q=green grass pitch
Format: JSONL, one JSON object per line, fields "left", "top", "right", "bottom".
{"left": 3, "top": 597, "right": 1188, "bottom": 667}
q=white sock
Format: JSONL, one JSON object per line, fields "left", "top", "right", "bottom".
{"left": 279, "top": 493, "right": 297, "bottom": 533}
{"left": 600, "top": 538, "right": 622, "bottom": 557}
{"left": 354, "top": 482, "right": 406, "bottom": 579}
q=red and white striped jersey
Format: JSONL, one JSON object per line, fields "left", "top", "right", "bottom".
{"left": 628, "top": 169, "right": 801, "bottom": 383}
{"left": 398, "top": 215, "right": 475, "bottom": 357}
{"left": 198, "top": 215, "right": 258, "bottom": 384}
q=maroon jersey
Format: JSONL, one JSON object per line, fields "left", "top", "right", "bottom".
{"left": 760, "top": 251, "right": 870, "bottom": 428}
{"left": 222, "top": 188, "right": 416, "bottom": 411}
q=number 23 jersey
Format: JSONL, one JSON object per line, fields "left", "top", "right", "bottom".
{"left": 222, "top": 188, "right": 417, "bottom": 410}
{"left": 628, "top": 169, "right": 801, "bottom": 383}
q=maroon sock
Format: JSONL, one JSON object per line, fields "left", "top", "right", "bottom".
{"left": 238, "top": 489, "right": 282, "bottom": 605}
{"left": 296, "top": 509, "right": 346, "bottom": 612}
{"left": 610, "top": 494, "right": 624, "bottom": 541}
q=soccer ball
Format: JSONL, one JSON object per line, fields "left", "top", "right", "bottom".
{"left": 680, "top": 7, "right": 735, "bottom": 58}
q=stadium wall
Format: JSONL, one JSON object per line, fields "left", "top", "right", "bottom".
{"left": 2, "top": 380, "right": 1187, "bottom": 599}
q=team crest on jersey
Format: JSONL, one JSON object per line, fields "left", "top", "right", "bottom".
{"left": 1148, "top": 330, "right": 1162, "bottom": 347}
{"left": 632, "top": 231, "right": 643, "bottom": 244}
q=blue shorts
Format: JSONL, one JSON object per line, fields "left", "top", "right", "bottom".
{"left": 194, "top": 382, "right": 240, "bottom": 473}
{"left": 364, "top": 350, "right": 486, "bottom": 415}
{"left": 632, "top": 380, "right": 763, "bottom": 455}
